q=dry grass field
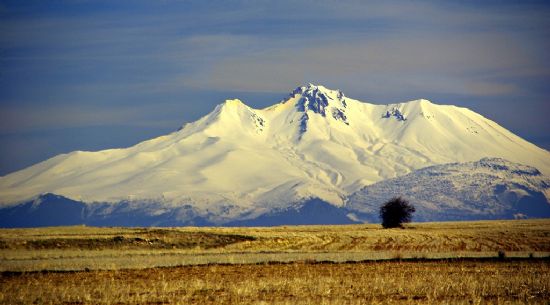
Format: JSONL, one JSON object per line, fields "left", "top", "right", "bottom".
{"left": 1, "top": 260, "right": 549, "bottom": 305}
{"left": 1, "top": 219, "right": 549, "bottom": 304}
{"left": 1, "top": 219, "right": 549, "bottom": 271}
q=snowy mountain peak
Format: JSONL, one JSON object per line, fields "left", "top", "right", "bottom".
{"left": 289, "top": 84, "right": 347, "bottom": 115}
{"left": 215, "top": 98, "right": 249, "bottom": 113}
{"left": 407, "top": 98, "right": 433, "bottom": 106}
{"left": 278, "top": 84, "right": 351, "bottom": 135}
{"left": 381, "top": 99, "right": 435, "bottom": 120}
{"left": 222, "top": 98, "right": 246, "bottom": 107}
{"left": 291, "top": 83, "right": 333, "bottom": 96}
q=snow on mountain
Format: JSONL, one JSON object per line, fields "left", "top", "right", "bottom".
{"left": 346, "top": 158, "right": 550, "bottom": 221}
{"left": 0, "top": 84, "right": 549, "bottom": 225}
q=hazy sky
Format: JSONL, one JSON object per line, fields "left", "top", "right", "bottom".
{"left": 1, "top": 0, "right": 549, "bottom": 175}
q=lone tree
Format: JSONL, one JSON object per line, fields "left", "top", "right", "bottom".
{"left": 379, "top": 197, "right": 415, "bottom": 228}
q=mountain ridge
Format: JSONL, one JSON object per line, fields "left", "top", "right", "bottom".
{"left": 347, "top": 157, "right": 550, "bottom": 222}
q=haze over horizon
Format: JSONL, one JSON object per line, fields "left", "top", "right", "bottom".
{"left": 1, "top": 0, "right": 549, "bottom": 176}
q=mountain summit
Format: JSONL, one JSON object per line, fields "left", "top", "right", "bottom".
{"left": 1, "top": 84, "right": 549, "bottom": 226}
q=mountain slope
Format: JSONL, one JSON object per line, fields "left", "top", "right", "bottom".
{"left": 347, "top": 158, "right": 550, "bottom": 221}
{"left": 1, "top": 84, "right": 549, "bottom": 219}
{"left": 3, "top": 158, "right": 548, "bottom": 227}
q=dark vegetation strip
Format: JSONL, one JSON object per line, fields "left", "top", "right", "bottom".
{"left": 2, "top": 256, "right": 548, "bottom": 277}
{"left": 0, "top": 232, "right": 256, "bottom": 250}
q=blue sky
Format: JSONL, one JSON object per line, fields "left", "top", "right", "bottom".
{"left": 0, "top": 0, "right": 549, "bottom": 175}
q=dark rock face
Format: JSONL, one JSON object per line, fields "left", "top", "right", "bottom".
{"left": 382, "top": 108, "right": 406, "bottom": 121}
{"left": 295, "top": 87, "right": 331, "bottom": 117}
{"left": 332, "top": 108, "right": 349, "bottom": 125}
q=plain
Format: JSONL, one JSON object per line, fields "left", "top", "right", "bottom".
{"left": 1, "top": 219, "right": 549, "bottom": 304}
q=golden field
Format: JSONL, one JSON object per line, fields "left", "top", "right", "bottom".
{"left": 1, "top": 219, "right": 549, "bottom": 304}
{"left": 2, "top": 260, "right": 549, "bottom": 304}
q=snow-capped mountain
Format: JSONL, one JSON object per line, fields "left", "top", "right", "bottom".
{"left": 347, "top": 158, "right": 550, "bottom": 221}
{"left": 1, "top": 84, "right": 549, "bottom": 226}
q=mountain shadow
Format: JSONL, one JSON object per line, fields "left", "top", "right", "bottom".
{"left": 227, "top": 198, "right": 359, "bottom": 226}
{"left": 0, "top": 194, "right": 86, "bottom": 228}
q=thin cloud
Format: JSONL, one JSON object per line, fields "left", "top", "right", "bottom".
{"left": 182, "top": 31, "right": 538, "bottom": 97}
{"left": 0, "top": 104, "right": 179, "bottom": 133}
